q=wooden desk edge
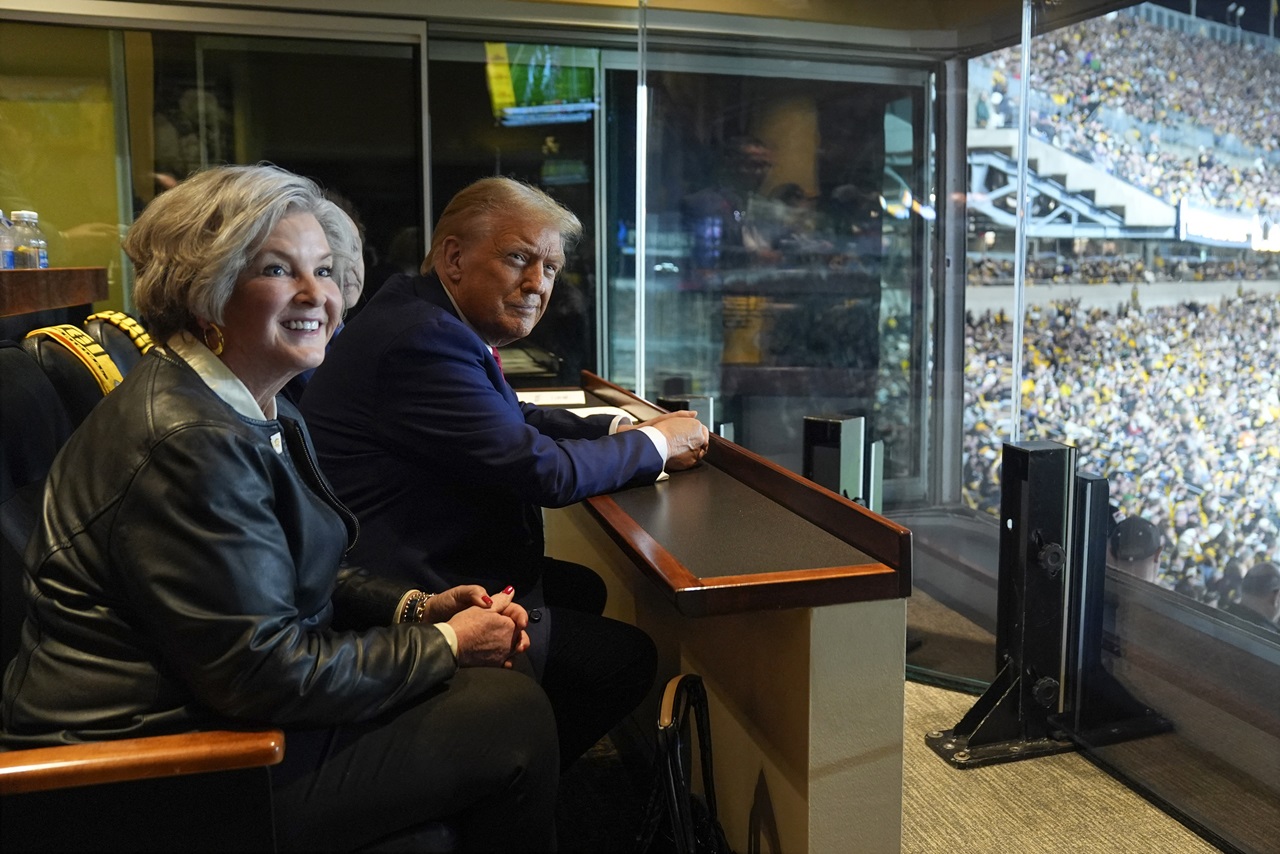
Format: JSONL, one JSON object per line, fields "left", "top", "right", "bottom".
{"left": 586, "top": 494, "right": 902, "bottom": 616}
{"left": 0, "top": 267, "right": 108, "bottom": 318}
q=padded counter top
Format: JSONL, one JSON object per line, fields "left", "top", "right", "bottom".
{"left": 579, "top": 373, "right": 912, "bottom": 616}
{"left": 610, "top": 463, "right": 876, "bottom": 575}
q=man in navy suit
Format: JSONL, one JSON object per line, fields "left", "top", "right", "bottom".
{"left": 301, "top": 177, "right": 708, "bottom": 768}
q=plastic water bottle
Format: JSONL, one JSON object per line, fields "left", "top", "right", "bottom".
{"left": 0, "top": 213, "right": 14, "bottom": 270}
{"left": 11, "top": 210, "right": 49, "bottom": 269}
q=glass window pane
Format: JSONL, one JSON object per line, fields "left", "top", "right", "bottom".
{"left": 140, "top": 32, "right": 421, "bottom": 319}
{"left": 632, "top": 60, "right": 934, "bottom": 488}
{"left": 953, "top": 4, "right": 1280, "bottom": 848}
{"left": 1, "top": 20, "right": 421, "bottom": 335}
{"left": 0, "top": 22, "right": 129, "bottom": 310}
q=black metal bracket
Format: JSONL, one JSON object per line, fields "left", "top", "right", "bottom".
{"left": 925, "top": 658, "right": 1077, "bottom": 768}
{"left": 926, "top": 440, "right": 1080, "bottom": 769}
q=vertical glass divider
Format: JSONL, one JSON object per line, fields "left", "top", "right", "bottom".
{"left": 108, "top": 29, "right": 135, "bottom": 313}
{"left": 634, "top": 0, "right": 649, "bottom": 397}
{"left": 1010, "top": 0, "right": 1035, "bottom": 444}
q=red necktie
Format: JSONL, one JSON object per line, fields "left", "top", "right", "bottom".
{"left": 491, "top": 346, "right": 503, "bottom": 373}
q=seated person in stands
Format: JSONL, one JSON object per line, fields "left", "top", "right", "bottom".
{"left": 1, "top": 164, "right": 558, "bottom": 853}
{"left": 301, "top": 176, "right": 709, "bottom": 768}
{"left": 1221, "top": 563, "right": 1280, "bottom": 631}
{"left": 1107, "top": 516, "right": 1162, "bottom": 584}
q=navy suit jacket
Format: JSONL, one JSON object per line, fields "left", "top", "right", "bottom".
{"left": 300, "top": 271, "right": 665, "bottom": 594}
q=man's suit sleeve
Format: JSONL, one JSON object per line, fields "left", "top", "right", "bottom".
{"left": 375, "top": 317, "right": 665, "bottom": 508}
{"left": 520, "top": 401, "right": 617, "bottom": 439}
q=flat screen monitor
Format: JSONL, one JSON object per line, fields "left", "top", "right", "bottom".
{"left": 484, "top": 42, "right": 599, "bottom": 127}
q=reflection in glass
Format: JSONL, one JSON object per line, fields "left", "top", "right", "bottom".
{"left": 135, "top": 31, "right": 421, "bottom": 324}
{"left": 0, "top": 22, "right": 128, "bottom": 306}
{"left": 625, "top": 65, "right": 931, "bottom": 482}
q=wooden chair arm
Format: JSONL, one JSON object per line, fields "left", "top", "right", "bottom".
{"left": 0, "top": 729, "right": 284, "bottom": 795}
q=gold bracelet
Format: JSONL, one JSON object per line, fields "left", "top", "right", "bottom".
{"left": 408, "top": 593, "right": 432, "bottom": 624}
{"left": 396, "top": 589, "right": 426, "bottom": 624}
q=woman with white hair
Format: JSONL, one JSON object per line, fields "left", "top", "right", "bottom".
{"left": 2, "top": 163, "right": 558, "bottom": 852}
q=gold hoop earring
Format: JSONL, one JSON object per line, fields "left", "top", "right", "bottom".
{"left": 203, "top": 323, "right": 225, "bottom": 356}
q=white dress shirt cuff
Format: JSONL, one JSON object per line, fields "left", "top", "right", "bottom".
{"left": 609, "top": 415, "right": 668, "bottom": 480}
{"left": 433, "top": 623, "right": 459, "bottom": 659}
{"left": 638, "top": 425, "right": 669, "bottom": 466}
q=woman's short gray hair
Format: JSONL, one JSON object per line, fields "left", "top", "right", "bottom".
{"left": 126, "top": 163, "right": 357, "bottom": 339}
{"left": 422, "top": 176, "right": 582, "bottom": 273}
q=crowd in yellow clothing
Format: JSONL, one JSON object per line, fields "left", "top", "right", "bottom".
{"left": 975, "top": 8, "right": 1280, "bottom": 219}
{"left": 966, "top": 254, "right": 1279, "bottom": 286}
{"left": 962, "top": 290, "right": 1280, "bottom": 604}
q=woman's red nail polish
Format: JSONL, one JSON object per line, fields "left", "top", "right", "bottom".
{"left": 482, "top": 595, "right": 493, "bottom": 605}
{"left": 503, "top": 585, "right": 514, "bottom": 595}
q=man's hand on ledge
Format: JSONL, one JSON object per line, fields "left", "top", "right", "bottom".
{"left": 645, "top": 410, "right": 710, "bottom": 470}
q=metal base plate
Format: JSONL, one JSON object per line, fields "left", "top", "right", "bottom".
{"left": 925, "top": 727, "right": 1077, "bottom": 769}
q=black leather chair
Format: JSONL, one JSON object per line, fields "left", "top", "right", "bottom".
{"left": 0, "top": 339, "right": 285, "bottom": 853}
{"left": 20, "top": 324, "right": 122, "bottom": 429}
{"left": 0, "top": 342, "right": 72, "bottom": 670}
{"left": 83, "top": 310, "right": 153, "bottom": 375}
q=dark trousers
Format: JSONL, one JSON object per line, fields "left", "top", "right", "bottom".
{"left": 271, "top": 667, "right": 559, "bottom": 853}
{"left": 538, "top": 557, "right": 658, "bottom": 770}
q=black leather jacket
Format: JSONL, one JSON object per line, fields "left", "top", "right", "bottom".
{"left": 2, "top": 348, "right": 456, "bottom": 747}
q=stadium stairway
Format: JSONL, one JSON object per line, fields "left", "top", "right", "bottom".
{"left": 969, "top": 127, "right": 1176, "bottom": 236}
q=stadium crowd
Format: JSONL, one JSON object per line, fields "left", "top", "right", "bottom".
{"left": 967, "top": 253, "right": 1280, "bottom": 286}
{"left": 962, "top": 290, "right": 1280, "bottom": 614}
{"left": 975, "top": 7, "right": 1280, "bottom": 220}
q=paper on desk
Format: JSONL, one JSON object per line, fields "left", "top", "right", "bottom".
{"left": 567, "top": 405, "right": 634, "bottom": 419}
{"left": 517, "top": 389, "right": 586, "bottom": 405}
